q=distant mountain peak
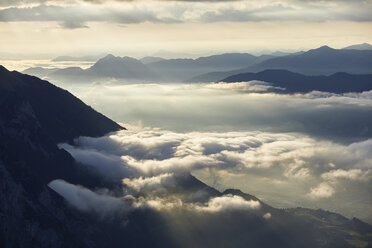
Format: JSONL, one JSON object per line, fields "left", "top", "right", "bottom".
{"left": 343, "top": 42, "right": 372, "bottom": 50}
{"left": 313, "top": 45, "right": 334, "bottom": 51}
{"left": 103, "top": 53, "right": 116, "bottom": 59}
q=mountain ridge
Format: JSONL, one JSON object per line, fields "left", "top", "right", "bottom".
{"left": 188, "top": 46, "right": 372, "bottom": 82}
{"left": 220, "top": 69, "right": 372, "bottom": 93}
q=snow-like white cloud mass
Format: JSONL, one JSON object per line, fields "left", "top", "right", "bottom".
{"left": 204, "top": 81, "right": 284, "bottom": 93}
{"left": 122, "top": 173, "right": 175, "bottom": 192}
{"left": 194, "top": 194, "right": 260, "bottom": 212}
{"left": 48, "top": 179, "right": 130, "bottom": 219}
{"left": 58, "top": 128, "right": 372, "bottom": 203}
{"left": 308, "top": 183, "right": 335, "bottom": 199}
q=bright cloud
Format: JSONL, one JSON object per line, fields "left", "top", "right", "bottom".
{"left": 194, "top": 194, "right": 260, "bottom": 212}
{"left": 308, "top": 183, "right": 335, "bottom": 199}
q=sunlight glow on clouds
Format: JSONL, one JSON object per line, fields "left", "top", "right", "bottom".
{"left": 308, "top": 182, "right": 335, "bottom": 199}
{"left": 194, "top": 194, "right": 260, "bottom": 212}
{"left": 59, "top": 129, "right": 372, "bottom": 201}
{"left": 46, "top": 82, "right": 372, "bottom": 223}
{"left": 52, "top": 127, "right": 372, "bottom": 221}
{"left": 0, "top": 0, "right": 372, "bottom": 57}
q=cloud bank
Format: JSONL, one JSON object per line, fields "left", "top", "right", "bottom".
{"left": 46, "top": 83, "right": 372, "bottom": 222}
{"left": 1, "top": 0, "right": 372, "bottom": 29}
{"left": 54, "top": 128, "right": 372, "bottom": 222}
{"left": 59, "top": 83, "right": 372, "bottom": 142}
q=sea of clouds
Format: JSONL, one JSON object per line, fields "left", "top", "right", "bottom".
{"left": 47, "top": 82, "right": 372, "bottom": 223}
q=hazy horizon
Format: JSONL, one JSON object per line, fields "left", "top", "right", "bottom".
{"left": 1, "top": 0, "right": 372, "bottom": 60}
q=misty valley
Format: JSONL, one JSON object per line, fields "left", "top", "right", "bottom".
{"left": 1, "top": 26, "right": 372, "bottom": 248}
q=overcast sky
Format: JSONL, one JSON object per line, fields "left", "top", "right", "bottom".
{"left": 0, "top": 0, "right": 372, "bottom": 58}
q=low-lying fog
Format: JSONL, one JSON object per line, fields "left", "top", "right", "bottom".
{"left": 52, "top": 79, "right": 372, "bottom": 223}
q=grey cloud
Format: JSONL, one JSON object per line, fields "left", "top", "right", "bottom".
{"left": 0, "top": 0, "right": 371, "bottom": 26}
{"left": 48, "top": 179, "right": 131, "bottom": 219}
{"left": 60, "top": 20, "right": 89, "bottom": 29}
{"left": 0, "top": 4, "right": 168, "bottom": 27}
{"left": 59, "top": 143, "right": 136, "bottom": 181}
{"left": 0, "top": 0, "right": 46, "bottom": 7}
{"left": 64, "top": 83, "right": 372, "bottom": 143}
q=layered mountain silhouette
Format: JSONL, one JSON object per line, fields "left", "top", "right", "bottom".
{"left": 189, "top": 46, "right": 372, "bottom": 82}
{"left": 23, "top": 53, "right": 274, "bottom": 82}
{"left": 146, "top": 53, "right": 273, "bottom": 81}
{"left": 220, "top": 69, "right": 372, "bottom": 93}
{"left": 24, "top": 55, "right": 162, "bottom": 82}
{"left": 86, "top": 54, "right": 160, "bottom": 80}
{"left": 23, "top": 45, "right": 372, "bottom": 84}
{"left": 1, "top": 66, "right": 372, "bottom": 247}
{"left": 23, "top": 67, "right": 59, "bottom": 78}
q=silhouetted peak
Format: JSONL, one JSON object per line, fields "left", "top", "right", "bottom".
{"left": 103, "top": 54, "right": 116, "bottom": 59}
{"left": 95, "top": 54, "right": 140, "bottom": 64}
{"left": 0, "top": 65, "right": 9, "bottom": 73}
{"left": 318, "top": 45, "right": 333, "bottom": 50}
{"left": 310, "top": 45, "right": 335, "bottom": 53}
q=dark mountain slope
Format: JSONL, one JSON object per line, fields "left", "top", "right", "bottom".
{"left": 221, "top": 69, "right": 372, "bottom": 93}
{"left": 0, "top": 66, "right": 123, "bottom": 143}
{"left": 0, "top": 65, "right": 124, "bottom": 247}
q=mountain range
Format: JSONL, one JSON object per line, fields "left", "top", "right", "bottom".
{"left": 144, "top": 53, "right": 274, "bottom": 81}
{"left": 24, "top": 55, "right": 162, "bottom": 82}
{"left": 23, "top": 45, "right": 372, "bottom": 84}
{"left": 220, "top": 69, "right": 372, "bottom": 94}
{"left": 22, "top": 44, "right": 372, "bottom": 85}
{"left": 1, "top": 66, "right": 372, "bottom": 247}
{"left": 189, "top": 45, "right": 372, "bottom": 82}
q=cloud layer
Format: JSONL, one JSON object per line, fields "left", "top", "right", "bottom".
{"left": 61, "top": 83, "right": 372, "bottom": 142}
{"left": 45, "top": 82, "right": 372, "bottom": 223}
{"left": 54, "top": 127, "right": 372, "bottom": 222}
{"left": 1, "top": 0, "right": 372, "bottom": 29}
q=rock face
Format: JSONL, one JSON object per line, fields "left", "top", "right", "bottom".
{"left": 1, "top": 66, "right": 371, "bottom": 248}
{"left": 0, "top": 65, "right": 123, "bottom": 247}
